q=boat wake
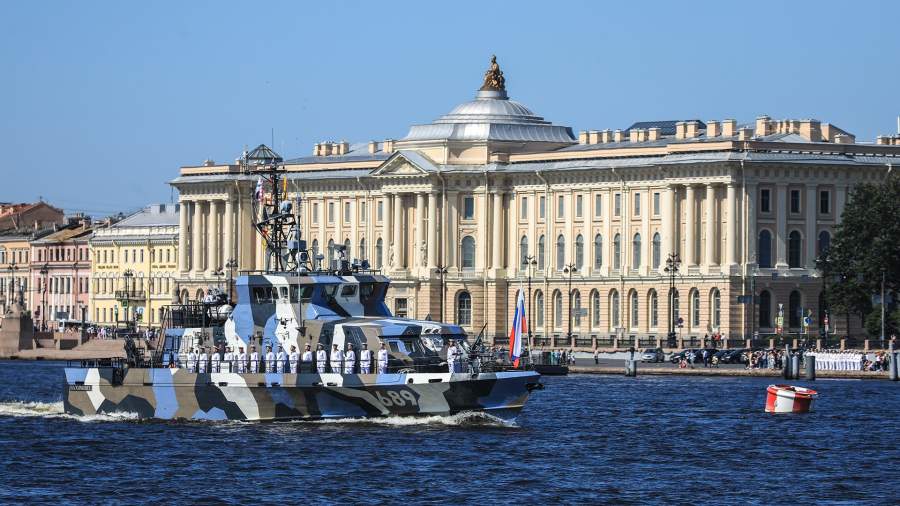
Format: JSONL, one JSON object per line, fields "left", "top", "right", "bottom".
{"left": 304, "top": 411, "right": 518, "bottom": 428}
{"left": 0, "top": 400, "right": 139, "bottom": 423}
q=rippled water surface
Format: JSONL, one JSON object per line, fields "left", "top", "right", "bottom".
{"left": 1, "top": 361, "right": 898, "bottom": 505}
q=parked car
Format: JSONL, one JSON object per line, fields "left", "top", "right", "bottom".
{"left": 718, "top": 349, "right": 749, "bottom": 364}
{"left": 640, "top": 348, "right": 664, "bottom": 363}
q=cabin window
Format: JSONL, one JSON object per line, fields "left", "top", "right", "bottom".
{"left": 323, "top": 285, "right": 337, "bottom": 298}
{"left": 340, "top": 285, "right": 357, "bottom": 297}
{"left": 280, "top": 287, "right": 289, "bottom": 301}
{"left": 252, "top": 287, "right": 274, "bottom": 304}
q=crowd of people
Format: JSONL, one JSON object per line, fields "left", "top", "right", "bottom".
{"left": 745, "top": 349, "right": 787, "bottom": 370}
{"left": 806, "top": 350, "right": 892, "bottom": 371}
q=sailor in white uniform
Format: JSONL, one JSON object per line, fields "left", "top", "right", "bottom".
{"left": 187, "top": 348, "right": 198, "bottom": 373}
{"left": 377, "top": 342, "right": 389, "bottom": 374}
{"left": 316, "top": 344, "right": 327, "bottom": 373}
{"left": 330, "top": 344, "right": 344, "bottom": 373}
{"left": 198, "top": 348, "right": 208, "bottom": 373}
{"left": 289, "top": 345, "right": 299, "bottom": 374}
{"left": 302, "top": 344, "right": 314, "bottom": 373}
{"left": 249, "top": 346, "right": 260, "bottom": 373}
{"left": 447, "top": 340, "right": 461, "bottom": 373}
{"left": 344, "top": 344, "right": 356, "bottom": 374}
{"left": 236, "top": 347, "right": 247, "bottom": 373}
{"left": 276, "top": 345, "right": 288, "bottom": 373}
{"left": 359, "top": 342, "right": 372, "bottom": 374}
{"left": 210, "top": 346, "right": 221, "bottom": 373}
{"left": 223, "top": 347, "right": 233, "bottom": 373}
{"left": 265, "top": 345, "right": 276, "bottom": 373}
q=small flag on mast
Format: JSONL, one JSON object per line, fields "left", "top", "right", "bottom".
{"left": 508, "top": 289, "right": 526, "bottom": 368}
{"left": 254, "top": 177, "right": 264, "bottom": 201}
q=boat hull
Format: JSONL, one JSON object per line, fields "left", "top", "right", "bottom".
{"left": 63, "top": 367, "right": 541, "bottom": 422}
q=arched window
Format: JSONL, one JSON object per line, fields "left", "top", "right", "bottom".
{"left": 691, "top": 290, "right": 701, "bottom": 328}
{"left": 789, "top": 290, "right": 802, "bottom": 328}
{"left": 575, "top": 235, "right": 584, "bottom": 269}
{"left": 327, "top": 239, "right": 335, "bottom": 267}
{"left": 359, "top": 238, "right": 366, "bottom": 261}
{"left": 456, "top": 291, "right": 472, "bottom": 325}
{"left": 632, "top": 233, "right": 642, "bottom": 269}
{"left": 788, "top": 231, "right": 802, "bottom": 268}
{"left": 537, "top": 235, "right": 546, "bottom": 270}
{"left": 461, "top": 236, "right": 475, "bottom": 269}
{"left": 759, "top": 290, "right": 772, "bottom": 328}
{"left": 553, "top": 290, "right": 563, "bottom": 329}
{"left": 375, "top": 238, "right": 383, "bottom": 268}
{"left": 758, "top": 230, "right": 772, "bottom": 268}
{"left": 652, "top": 232, "right": 661, "bottom": 269}
{"left": 311, "top": 239, "right": 319, "bottom": 259}
{"left": 630, "top": 290, "right": 639, "bottom": 329}
{"left": 556, "top": 235, "right": 566, "bottom": 271}
{"left": 671, "top": 289, "right": 680, "bottom": 327}
{"left": 591, "top": 290, "right": 600, "bottom": 328}
{"left": 610, "top": 290, "right": 620, "bottom": 329}
{"left": 649, "top": 290, "right": 658, "bottom": 328}
{"left": 817, "top": 230, "right": 831, "bottom": 257}
{"left": 573, "top": 290, "right": 582, "bottom": 328}
{"left": 344, "top": 239, "right": 352, "bottom": 260}
{"left": 535, "top": 291, "right": 544, "bottom": 327}
{"left": 613, "top": 233, "right": 621, "bottom": 270}
{"left": 593, "top": 234, "right": 603, "bottom": 269}
{"left": 711, "top": 289, "right": 721, "bottom": 328}
{"left": 519, "top": 236, "right": 528, "bottom": 270}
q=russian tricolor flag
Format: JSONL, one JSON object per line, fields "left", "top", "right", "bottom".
{"left": 508, "top": 289, "right": 527, "bottom": 368}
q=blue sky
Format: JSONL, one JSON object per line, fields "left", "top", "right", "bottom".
{"left": 2, "top": 0, "right": 898, "bottom": 216}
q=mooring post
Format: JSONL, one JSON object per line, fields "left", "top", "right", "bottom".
{"left": 625, "top": 347, "right": 637, "bottom": 377}
{"left": 791, "top": 354, "right": 800, "bottom": 380}
{"left": 805, "top": 355, "right": 816, "bottom": 381}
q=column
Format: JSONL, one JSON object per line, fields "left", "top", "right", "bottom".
{"left": 208, "top": 199, "right": 220, "bottom": 271}
{"left": 641, "top": 190, "right": 650, "bottom": 275}
{"left": 661, "top": 185, "right": 675, "bottom": 270}
{"left": 318, "top": 197, "right": 327, "bottom": 262}
{"left": 492, "top": 192, "right": 503, "bottom": 270}
{"left": 393, "top": 194, "right": 403, "bottom": 269}
{"left": 746, "top": 184, "right": 757, "bottom": 266}
{"left": 447, "top": 192, "right": 458, "bottom": 269}
{"left": 476, "top": 192, "right": 487, "bottom": 270}
{"left": 191, "top": 201, "right": 203, "bottom": 273}
{"left": 415, "top": 192, "right": 425, "bottom": 268}
{"left": 775, "top": 183, "right": 787, "bottom": 268}
{"left": 805, "top": 184, "right": 818, "bottom": 268}
{"left": 603, "top": 188, "right": 612, "bottom": 275}
{"left": 179, "top": 200, "right": 189, "bottom": 272}
{"left": 382, "top": 194, "right": 392, "bottom": 269}
{"left": 224, "top": 196, "right": 234, "bottom": 265}
{"left": 705, "top": 184, "right": 717, "bottom": 268}
{"left": 725, "top": 183, "right": 737, "bottom": 268}
{"left": 564, "top": 192, "right": 574, "bottom": 271}
{"left": 622, "top": 190, "right": 630, "bottom": 271}
{"left": 427, "top": 192, "right": 437, "bottom": 269}
{"left": 350, "top": 200, "right": 358, "bottom": 260}
{"left": 684, "top": 185, "right": 696, "bottom": 266}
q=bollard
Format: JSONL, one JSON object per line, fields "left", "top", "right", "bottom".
{"left": 783, "top": 346, "right": 792, "bottom": 379}
{"left": 625, "top": 359, "right": 637, "bottom": 377}
{"left": 891, "top": 353, "right": 898, "bottom": 382}
{"left": 805, "top": 355, "right": 816, "bottom": 381}
{"left": 791, "top": 354, "right": 800, "bottom": 380}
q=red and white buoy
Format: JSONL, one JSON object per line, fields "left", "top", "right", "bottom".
{"left": 765, "top": 384, "right": 818, "bottom": 414}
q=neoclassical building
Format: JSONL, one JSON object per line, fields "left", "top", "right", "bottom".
{"left": 170, "top": 58, "right": 899, "bottom": 344}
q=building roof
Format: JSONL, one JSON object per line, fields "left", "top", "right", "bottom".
{"left": 624, "top": 120, "right": 706, "bottom": 136}
{"left": 111, "top": 203, "right": 180, "bottom": 228}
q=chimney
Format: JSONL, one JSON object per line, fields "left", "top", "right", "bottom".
{"left": 648, "top": 127, "right": 661, "bottom": 141}
{"left": 313, "top": 143, "right": 321, "bottom": 156}
{"left": 799, "top": 119, "right": 822, "bottom": 142}
{"left": 578, "top": 131, "right": 588, "bottom": 144}
{"left": 834, "top": 134, "right": 855, "bottom": 144}
{"left": 368, "top": 141, "right": 378, "bottom": 154}
{"left": 685, "top": 121, "right": 700, "bottom": 139}
{"left": 722, "top": 119, "right": 737, "bottom": 137}
{"left": 755, "top": 115, "right": 772, "bottom": 137}
{"left": 383, "top": 139, "right": 395, "bottom": 153}
{"left": 587, "top": 130, "right": 600, "bottom": 144}
{"left": 321, "top": 142, "right": 333, "bottom": 156}
{"left": 706, "top": 120, "right": 720, "bottom": 138}
{"left": 738, "top": 127, "right": 754, "bottom": 141}
{"left": 337, "top": 141, "right": 350, "bottom": 155}
{"left": 876, "top": 135, "right": 888, "bottom": 145}
{"left": 675, "top": 121, "right": 686, "bottom": 139}
{"left": 613, "top": 129, "right": 624, "bottom": 143}
{"left": 601, "top": 129, "right": 612, "bottom": 143}
{"left": 629, "top": 129, "right": 639, "bottom": 143}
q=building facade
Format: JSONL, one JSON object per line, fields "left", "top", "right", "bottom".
{"left": 89, "top": 204, "right": 179, "bottom": 329}
{"left": 0, "top": 232, "right": 36, "bottom": 315}
{"left": 169, "top": 59, "right": 900, "bottom": 344}
{"left": 29, "top": 218, "right": 94, "bottom": 330}
{"left": 0, "top": 201, "right": 64, "bottom": 232}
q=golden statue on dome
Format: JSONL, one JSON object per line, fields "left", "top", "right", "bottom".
{"left": 480, "top": 55, "right": 506, "bottom": 91}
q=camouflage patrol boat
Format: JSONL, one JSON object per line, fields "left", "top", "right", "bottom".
{"left": 63, "top": 147, "right": 542, "bottom": 422}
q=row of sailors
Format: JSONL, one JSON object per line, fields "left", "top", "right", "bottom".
{"left": 173, "top": 342, "right": 390, "bottom": 375}
{"left": 806, "top": 351, "right": 868, "bottom": 371}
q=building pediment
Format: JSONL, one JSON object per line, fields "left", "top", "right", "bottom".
{"left": 371, "top": 150, "right": 438, "bottom": 177}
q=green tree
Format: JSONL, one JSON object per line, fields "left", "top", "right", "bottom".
{"left": 863, "top": 305, "right": 900, "bottom": 339}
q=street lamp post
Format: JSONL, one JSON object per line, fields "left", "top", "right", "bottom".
{"left": 212, "top": 267, "right": 225, "bottom": 291}
{"left": 523, "top": 255, "right": 537, "bottom": 346}
{"left": 563, "top": 263, "right": 577, "bottom": 345}
{"left": 436, "top": 265, "right": 448, "bottom": 322}
{"left": 664, "top": 253, "right": 681, "bottom": 347}
{"left": 122, "top": 269, "right": 134, "bottom": 331}
{"left": 225, "top": 258, "right": 238, "bottom": 304}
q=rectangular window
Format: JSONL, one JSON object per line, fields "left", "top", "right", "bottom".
{"left": 328, "top": 202, "right": 335, "bottom": 223}
{"left": 653, "top": 192, "right": 660, "bottom": 215}
{"left": 760, "top": 189, "right": 771, "bottom": 213}
{"left": 614, "top": 193, "right": 621, "bottom": 217}
{"left": 312, "top": 203, "right": 319, "bottom": 224}
{"left": 594, "top": 194, "right": 602, "bottom": 218}
{"left": 557, "top": 195, "right": 565, "bottom": 219}
{"left": 124, "top": 250, "right": 128, "bottom": 263}
{"left": 377, "top": 201, "right": 383, "bottom": 222}
{"left": 633, "top": 193, "right": 641, "bottom": 216}
{"left": 463, "top": 196, "right": 475, "bottom": 220}
{"left": 140, "top": 250, "right": 144, "bottom": 263}
{"left": 575, "top": 195, "right": 583, "bottom": 218}
{"left": 394, "top": 298, "right": 408, "bottom": 318}
{"left": 539, "top": 196, "right": 546, "bottom": 219}
{"left": 520, "top": 196, "right": 528, "bottom": 220}
{"left": 790, "top": 189, "right": 800, "bottom": 214}
{"left": 819, "top": 190, "right": 831, "bottom": 214}
{"left": 360, "top": 202, "right": 367, "bottom": 223}
{"left": 344, "top": 202, "right": 351, "bottom": 223}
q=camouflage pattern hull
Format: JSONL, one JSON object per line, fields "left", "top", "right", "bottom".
{"left": 63, "top": 367, "right": 541, "bottom": 422}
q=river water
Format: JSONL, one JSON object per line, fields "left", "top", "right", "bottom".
{"left": 0, "top": 360, "right": 897, "bottom": 505}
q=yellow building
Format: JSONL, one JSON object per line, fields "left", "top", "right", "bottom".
{"left": 0, "top": 232, "right": 36, "bottom": 314}
{"left": 89, "top": 204, "right": 179, "bottom": 329}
